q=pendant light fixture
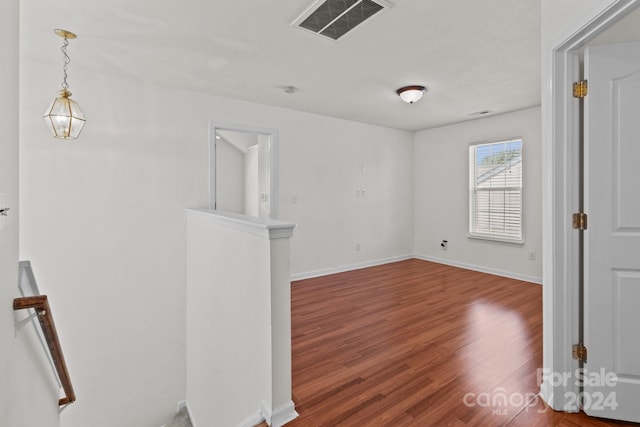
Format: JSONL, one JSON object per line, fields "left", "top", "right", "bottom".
{"left": 396, "top": 85, "right": 427, "bottom": 104}
{"left": 43, "top": 29, "right": 86, "bottom": 140}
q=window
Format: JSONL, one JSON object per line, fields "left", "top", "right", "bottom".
{"left": 469, "top": 138, "right": 523, "bottom": 243}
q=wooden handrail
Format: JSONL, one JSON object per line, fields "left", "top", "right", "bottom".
{"left": 13, "top": 295, "right": 76, "bottom": 406}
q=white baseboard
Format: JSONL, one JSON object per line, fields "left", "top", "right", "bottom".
{"left": 260, "top": 402, "right": 271, "bottom": 425}
{"left": 290, "top": 254, "right": 414, "bottom": 281}
{"left": 539, "top": 380, "right": 580, "bottom": 414}
{"left": 174, "top": 400, "right": 294, "bottom": 427}
{"left": 270, "top": 401, "right": 298, "bottom": 427}
{"left": 291, "top": 254, "right": 541, "bottom": 285}
{"left": 237, "top": 409, "right": 265, "bottom": 427}
{"left": 178, "top": 400, "right": 199, "bottom": 427}
{"left": 539, "top": 380, "right": 554, "bottom": 410}
{"left": 413, "top": 254, "right": 542, "bottom": 284}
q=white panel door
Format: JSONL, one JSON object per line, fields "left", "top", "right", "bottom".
{"left": 584, "top": 41, "right": 640, "bottom": 422}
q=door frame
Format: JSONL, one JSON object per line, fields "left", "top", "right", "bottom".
{"left": 208, "top": 121, "right": 279, "bottom": 218}
{"left": 542, "top": 0, "right": 640, "bottom": 411}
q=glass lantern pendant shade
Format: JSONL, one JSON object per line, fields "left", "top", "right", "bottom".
{"left": 44, "top": 89, "right": 86, "bottom": 139}
{"left": 43, "top": 29, "right": 86, "bottom": 140}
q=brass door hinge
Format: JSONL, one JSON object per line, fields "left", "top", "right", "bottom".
{"left": 573, "top": 80, "right": 588, "bottom": 98}
{"left": 573, "top": 213, "right": 588, "bottom": 230}
{"left": 573, "top": 343, "right": 588, "bottom": 363}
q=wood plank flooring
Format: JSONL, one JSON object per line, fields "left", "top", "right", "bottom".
{"left": 277, "top": 259, "right": 638, "bottom": 427}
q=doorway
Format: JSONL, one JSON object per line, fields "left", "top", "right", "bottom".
{"left": 544, "top": 0, "right": 640, "bottom": 421}
{"left": 209, "top": 122, "right": 278, "bottom": 219}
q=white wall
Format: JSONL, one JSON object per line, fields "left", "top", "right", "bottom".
{"left": 186, "top": 211, "right": 297, "bottom": 427}
{"left": 20, "top": 72, "right": 200, "bottom": 427}
{"left": 19, "top": 43, "right": 414, "bottom": 427}
{"left": 1, "top": 2, "right": 61, "bottom": 426}
{"left": 414, "top": 107, "right": 542, "bottom": 283}
{"left": 258, "top": 135, "right": 270, "bottom": 219}
{"left": 217, "top": 138, "right": 246, "bottom": 214}
{"left": 282, "top": 118, "right": 414, "bottom": 276}
{"left": 245, "top": 145, "right": 259, "bottom": 217}
{"left": 186, "top": 213, "right": 271, "bottom": 427}
{"left": 541, "top": 0, "right": 617, "bottom": 49}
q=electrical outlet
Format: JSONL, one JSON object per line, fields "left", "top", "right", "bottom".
{"left": 440, "top": 240, "right": 448, "bottom": 250}
{"left": 355, "top": 243, "right": 361, "bottom": 251}
{"left": 528, "top": 251, "right": 536, "bottom": 261}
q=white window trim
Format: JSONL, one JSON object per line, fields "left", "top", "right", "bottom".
{"left": 468, "top": 138, "right": 524, "bottom": 245}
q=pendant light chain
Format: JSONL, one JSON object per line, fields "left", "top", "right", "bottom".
{"left": 43, "top": 29, "right": 86, "bottom": 140}
{"left": 61, "top": 36, "right": 71, "bottom": 91}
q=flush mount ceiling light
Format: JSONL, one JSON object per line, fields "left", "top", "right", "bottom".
{"left": 43, "top": 29, "right": 86, "bottom": 140}
{"left": 396, "top": 85, "right": 427, "bottom": 104}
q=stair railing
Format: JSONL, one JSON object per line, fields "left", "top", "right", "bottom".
{"left": 13, "top": 295, "right": 76, "bottom": 406}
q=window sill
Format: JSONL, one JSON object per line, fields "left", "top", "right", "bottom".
{"left": 467, "top": 233, "right": 524, "bottom": 245}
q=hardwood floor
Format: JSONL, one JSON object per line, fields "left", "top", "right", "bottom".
{"left": 278, "top": 259, "right": 638, "bottom": 427}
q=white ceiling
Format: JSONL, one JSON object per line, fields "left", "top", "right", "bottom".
{"left": 21, "top": 0, "right": 542, "bottom": 131}
{"left": 217, "top": 129, "right": 258, "bottom": 154}
{"left": 590, "top": 6, "right": 640, "bottom": 46}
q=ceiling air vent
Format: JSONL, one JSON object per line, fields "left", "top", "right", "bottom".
{"left": 293, "top": 0, "right": 391, "bottom": 41}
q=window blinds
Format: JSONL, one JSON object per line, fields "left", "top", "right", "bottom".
{"left": 469, "top": 139, "right": 523, "bottom": 243}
